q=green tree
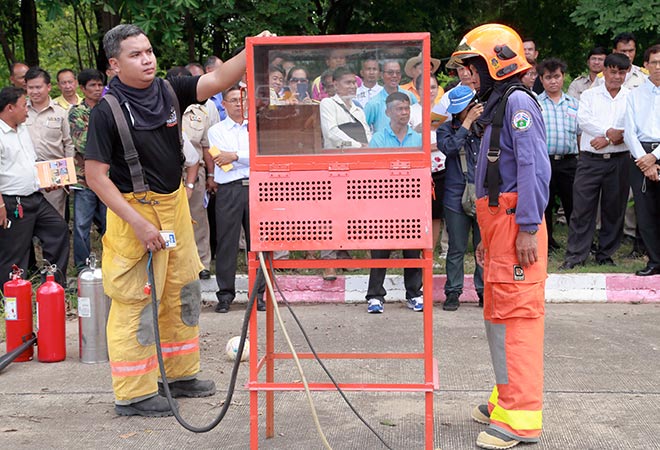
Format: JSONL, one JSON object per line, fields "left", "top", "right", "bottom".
{"left": 571, "top": 0, "right": 659, "bottom": 66}
{"left": 571, "top": 0, "right": 660, "bottom": 35}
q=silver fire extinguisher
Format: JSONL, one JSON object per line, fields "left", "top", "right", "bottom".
{"left": 77, "top": 253, "right": 111, "bottom": 364}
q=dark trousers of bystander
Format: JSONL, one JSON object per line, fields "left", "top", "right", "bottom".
{"left": 564, "top": 152, "right": 628, "bottom": 264}
{"left": 214, "top": 180, "right": 264, "bottom": 303}
{"left": 0, "top": 192, "right": 69, "bottom": 292}
{"left": 544, "top": 156, "right": 577, "bottom": 246}
{"left": 366, "top": 249, "right": 422, "bottom": 301}
{"left": 444, "top": 207, "right": 483, "bottom": 296}
{"left": 73, "top": 187, "right": 107, "bottom": 271}
{"left": 629, "top": 157, "right": 660, "bottom": 269}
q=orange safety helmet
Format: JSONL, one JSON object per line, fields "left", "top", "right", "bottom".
{"left": 447, "top": 23, "right": 531, "bottom": 81}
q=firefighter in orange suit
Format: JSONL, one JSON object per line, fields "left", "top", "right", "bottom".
{"left": 447, "top": 24, "right": 551, "bottom": 449}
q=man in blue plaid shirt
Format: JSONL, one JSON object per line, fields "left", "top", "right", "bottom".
{"left": 537, "top": 58, "right": 579, "bottom": 252}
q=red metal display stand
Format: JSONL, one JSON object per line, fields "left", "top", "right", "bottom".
{"left": 245, "top": 32, "right": 437, "bottom": 448}
{"left": 247, "top": 252, "right": 438, "bottom": 448}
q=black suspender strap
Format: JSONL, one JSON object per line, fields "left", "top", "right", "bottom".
{"left": 485, "top": 84, "right": 538, "bottom": 208}
{"left": 103, "top": 93, "right": 150, "bottom": 194}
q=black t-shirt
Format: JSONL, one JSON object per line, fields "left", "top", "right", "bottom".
{"left": 85, "top": 76, "right": 200, "bottom": 194}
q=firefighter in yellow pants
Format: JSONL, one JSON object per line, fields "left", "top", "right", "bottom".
{"left": 102, "top": 186, "right": 212, "bottom": 415}
{"left": 448, "top": 24, "right": 551, "bottom": 449}
{"left": 85, "top": 24, "right": 274, "bottom": 417}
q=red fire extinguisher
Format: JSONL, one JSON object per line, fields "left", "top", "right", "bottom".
{"left": 3, "top": 265, "right": 34, "bottom": 362}
{"left": 36, "top": 265, "right": 66, "bottom": 362}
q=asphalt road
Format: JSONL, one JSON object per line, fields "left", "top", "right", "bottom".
{"left": 1, "top": 302, "right": 659, "bottom": 449}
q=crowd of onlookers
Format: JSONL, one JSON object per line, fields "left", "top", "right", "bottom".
{"left": 1, "top": 30, "right": 658, "bottom": 314}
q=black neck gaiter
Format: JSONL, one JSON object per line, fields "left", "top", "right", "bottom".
{"left": 108, "top": 76, "right": 172, "bottom": 131}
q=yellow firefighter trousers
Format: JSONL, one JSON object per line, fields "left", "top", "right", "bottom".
{"left": 102, "top": 185, "right": 204, "bottom": 404}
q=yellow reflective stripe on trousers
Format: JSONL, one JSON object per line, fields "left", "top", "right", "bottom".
{"left": 488, "top": 386, "right": 499, "bottom": 407}
{"left": 490, "top": 405, "right": 543, "bottom": 431}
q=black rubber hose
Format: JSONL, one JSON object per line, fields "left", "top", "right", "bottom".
{"left": 146, "top": 250, "right": 258, "bottom": 432}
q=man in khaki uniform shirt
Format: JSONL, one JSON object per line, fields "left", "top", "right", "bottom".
{"left": 567, "top": 47, "right": 607, "bottom": 100}
{"left": 183, "top": 102, "right": 217, "bottom": 278}
{"left": 25, "top": 67, "right": 75, "bottom": 217}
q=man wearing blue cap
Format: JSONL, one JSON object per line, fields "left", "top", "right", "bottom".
{"left": 437, "top": 85, "right": 485, "bottom": 311}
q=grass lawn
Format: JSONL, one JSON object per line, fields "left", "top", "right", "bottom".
{"left": 234, "top": 221, "right": 648, "bottom": 277}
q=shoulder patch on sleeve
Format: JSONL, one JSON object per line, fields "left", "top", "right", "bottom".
{"left": 512, "top": 110, "right": 533, "bottom": 131}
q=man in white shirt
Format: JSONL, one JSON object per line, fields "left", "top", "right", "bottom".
{"left": 354, "top": 56, "right": 382, "bottom": 108}
{"left": 592, "top": 32, "right": 648, "bottom": 91}
{"left": 592, "top": 33, "right": 649, "bottom": 249}
{"left": 560, "top": 53, "right": 631, "bottom": 269}
{"left": 319, "top": 66, "right": 371, "bottom": 279}
{"left": 320, "top": 66, "right": 371, "bottom": 149}
{"left": 624, "top": 44, "right": 660, "bottom": 276}
{"left": 207, "top": 84, "right": 264, "bottom": 312}
{"left": 0, "top": 87, "right": 69, "bottom": 293}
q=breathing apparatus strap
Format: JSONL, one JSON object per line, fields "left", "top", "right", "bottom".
{"left": 485, "top": 84, "right": 538, "bottom": 208}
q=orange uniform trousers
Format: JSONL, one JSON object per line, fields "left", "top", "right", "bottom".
{"left": 476, "top": 192, "right": 547, "bottom": 442}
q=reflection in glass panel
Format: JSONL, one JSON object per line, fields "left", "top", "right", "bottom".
{"left": 252, "top": 42, "right": 424, "bottom": 156}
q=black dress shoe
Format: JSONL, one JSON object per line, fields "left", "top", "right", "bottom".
{"left": 628, "top": 249, "right": 647, "bottom": 259}
{"left": 558, "top": 261, "right": 582, "bottom": 270}
{"left": 257, "top": 298, "right": 266, "bottom": 311}
{"left": 597, "top": 257, "right": 616, "bottom": 266}
{"left": 635, "top": 266, "right": 660, "bottom": 276}
{"left": 215, "top": 298, "right": 230, "bottom": 313}
{"left": 199, "top": 269, "right": 211, "bottom": 280}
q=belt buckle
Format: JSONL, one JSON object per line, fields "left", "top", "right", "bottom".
{"left": 603, "top": 153, "right": 611, "bottom": 160}
{"left": 553, "top": 155, "right": 561, "bottom": 160}
{"left": 241, "top": 179, "right": 250, "bottom": 186}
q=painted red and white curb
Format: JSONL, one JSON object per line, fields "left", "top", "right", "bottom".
{"left": 201, "top": 273, "right": 660, "bottom": 305}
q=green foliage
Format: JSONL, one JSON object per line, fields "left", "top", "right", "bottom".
{"left": 2, "top": 1, "right": 657, "bottom": 88}
{"left": 571, "top": 0, "right": 660, "bottom": 35}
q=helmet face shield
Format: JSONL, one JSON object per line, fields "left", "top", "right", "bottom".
{"left": 446, "top": 38, "right": 480, "bottom": 69}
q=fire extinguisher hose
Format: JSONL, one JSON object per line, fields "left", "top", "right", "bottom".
{"left": 0, "top": 333, "right": 37, "bottom": 373}
{"left": 146, "top": 250, "right": 256, "bottom": 432}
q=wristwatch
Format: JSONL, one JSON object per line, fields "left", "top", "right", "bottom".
{"left": 524, "top": 229, "right": 538, "bottom": 235}
{"left": 185, "top": 183, "right": 194, "bottom": 189}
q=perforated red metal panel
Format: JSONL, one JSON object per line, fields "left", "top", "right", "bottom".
{"left": 250, "top": 168, "right": 432, "bottom": 251}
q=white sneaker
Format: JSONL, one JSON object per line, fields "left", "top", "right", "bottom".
{"left": 367, "top": 299, "right": 384, "bottom": 313}
{"left": 406, "top": 296, "right": 423, "bottom": 312}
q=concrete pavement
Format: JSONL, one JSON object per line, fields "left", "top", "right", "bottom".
{"left": 1, "top": 300, "right": 659, "bottom": 449}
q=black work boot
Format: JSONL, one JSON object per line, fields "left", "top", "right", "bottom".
{"left": 158, "top": 378, "right": 216, "bottom": 398}
{"left": 114, "top": 395, "right": 177, "bottom": 417}
{"left": 478, "top": 292, "right": 484, "bottom": 308}
{"left": 215, "top": 297, "right": 230, "bottom": 313}
{"left": 443, "top": 292, "right": 460, "bottom": 311}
